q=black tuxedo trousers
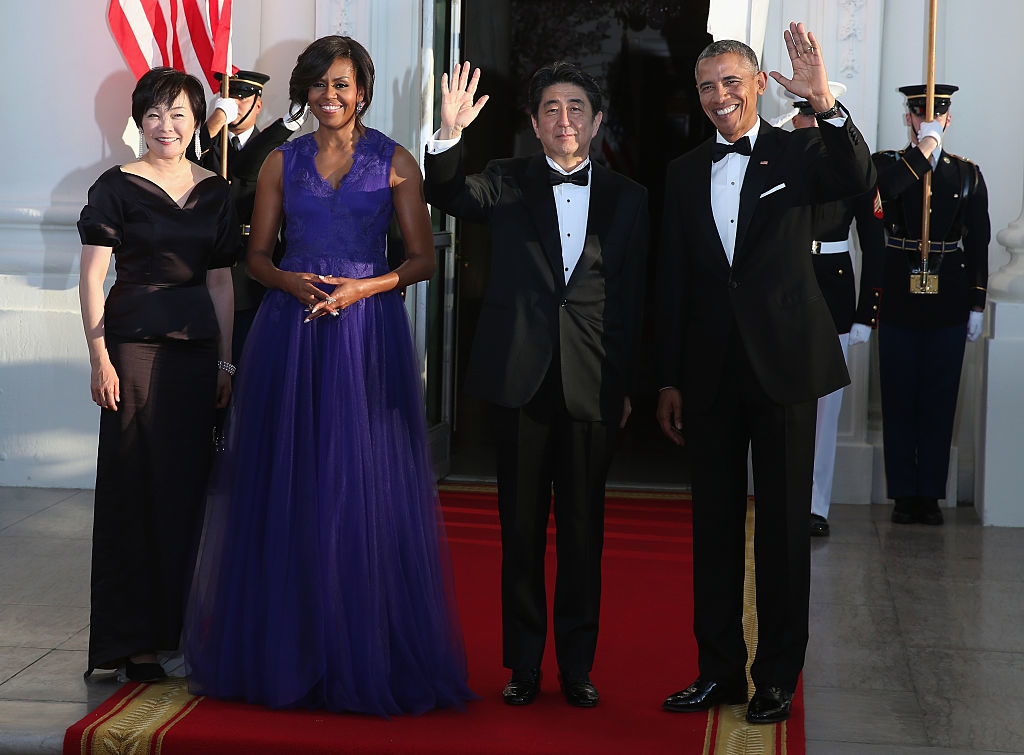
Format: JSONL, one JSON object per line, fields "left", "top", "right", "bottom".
{"left": 686, "top": 327, "right": 815, "bottom": 690}
{"left": 492, "top": 363, "right": 617, "bottom": 674}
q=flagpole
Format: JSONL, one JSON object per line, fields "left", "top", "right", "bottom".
{"left": 916, "top": 0, "right": 938, "bottom": 293}
{"left": 220, "top": 75, "right": 230, "bottom": 179}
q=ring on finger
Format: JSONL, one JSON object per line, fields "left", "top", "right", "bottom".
{"left": 326, "top": 296, "right": 337, "bottom": 304}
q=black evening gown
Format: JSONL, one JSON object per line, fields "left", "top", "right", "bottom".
{"left": 78, "top": 167, "right": 236, "bottom": 673}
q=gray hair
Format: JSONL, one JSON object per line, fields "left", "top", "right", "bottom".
{"left": 694, "top": 40, "right": 760, "bottom": 79}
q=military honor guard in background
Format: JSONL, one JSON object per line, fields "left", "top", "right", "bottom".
{"left": 784, "top": 85, "right": 885, "bottom": 537}
{"left": 853, "top": 84, "right": 989, "bottom": 525}
{"left": 193, "top": 69, "right": 306, "bottom": 361}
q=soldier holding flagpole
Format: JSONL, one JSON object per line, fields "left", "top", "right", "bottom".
{"left": 852, "top": 0, "right": 990, "bottom": 525}
{"left": 194, "top": 69, "right": 306, "bottom": 361}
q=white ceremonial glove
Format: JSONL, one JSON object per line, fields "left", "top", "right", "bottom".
{"left": 967, "top": 310, "right": 984, "bottom": 342}
{"left": 283, "top": 102, "right": 308, "bottom": 132}
{"left": 213, "top": 96, "right": 239, "bottom": 123}
{"left": 848, "top": 323, "right": 872, "bottom": 345}
{"left": 917, "top": 119, "right": 943, "bottom": 152}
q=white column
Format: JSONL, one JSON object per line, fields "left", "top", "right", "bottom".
{"left": 978, "top": 301, "right": 1024, "bottom": 526}
{"left": 977, "top": 115, "right": 1024, "bottom": 526}
{"left": 707, "top": 0, "right": 770, "bottom": 61}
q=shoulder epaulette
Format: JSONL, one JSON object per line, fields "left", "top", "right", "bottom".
{"left": 945, "top": 152, "right": 976, "bottom": 166}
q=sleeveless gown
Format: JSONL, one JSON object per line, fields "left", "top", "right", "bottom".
{"left": 184, "top": 129, "right": 474, "bottom": 716}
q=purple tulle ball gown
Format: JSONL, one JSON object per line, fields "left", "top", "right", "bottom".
{"left": 184, "top": 129, "right": 475, "bottom": 717}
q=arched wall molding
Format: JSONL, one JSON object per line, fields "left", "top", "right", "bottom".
{"left": 837, "top": 0, "right": 866, "bottom": 81}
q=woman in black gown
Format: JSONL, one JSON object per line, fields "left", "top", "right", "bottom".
{"left": 78, "top": 67, "right": 236, "bottom": 682}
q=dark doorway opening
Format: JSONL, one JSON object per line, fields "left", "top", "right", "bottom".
{"left": 446, "top": 0, "right": 714, "bottom": 487}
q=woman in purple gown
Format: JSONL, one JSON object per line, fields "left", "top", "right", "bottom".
{"left": 184, "top": 36, "right": 474, "bottom": 716}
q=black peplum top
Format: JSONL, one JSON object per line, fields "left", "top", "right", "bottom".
{"left": 78, "top": 167, "right": 238, "bottom": 341}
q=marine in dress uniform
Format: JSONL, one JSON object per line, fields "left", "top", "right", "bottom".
{"left": 192, "top": 70, "right": 304, "bottom": 362}
{"left": 853, "top": 84, "right": 989, "bottom": 525}
{"left": 788, "top": 90, "right": 884, "bottom": 537}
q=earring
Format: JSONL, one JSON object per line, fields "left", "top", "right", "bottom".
{"left": 356, "top": 101, "right": 365, "bottom": 114}
{"left": 137, "top": 128, "right": 146, "bottom": 158}
{"left": 194, "top": 130, "right": 202, "bottom": 160}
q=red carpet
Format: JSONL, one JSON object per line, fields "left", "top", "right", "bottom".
{"left": 65, "top": 486, "right": 804, "bottom": 754}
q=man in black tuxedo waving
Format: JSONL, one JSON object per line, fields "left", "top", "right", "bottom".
{"left": 655, "top": 23, "right": 874, "bottom": 724}
{"left": 425, "top": 61, "right": 648, "bottom": 708}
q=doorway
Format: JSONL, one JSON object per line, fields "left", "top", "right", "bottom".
{"left": 442, "top": 0, "right": 714, "bottom": 487}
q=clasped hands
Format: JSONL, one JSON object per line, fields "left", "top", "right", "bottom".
{"left": 285, "top": 272, "right": 367, "bottom": 322}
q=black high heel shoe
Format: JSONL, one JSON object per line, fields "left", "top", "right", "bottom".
{"left": 124, "top": 658, "right": 166, "bottom": 683}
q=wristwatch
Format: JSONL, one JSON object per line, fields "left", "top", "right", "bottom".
{"left": 814, "top": 101, "right": 842, "bottom": 120}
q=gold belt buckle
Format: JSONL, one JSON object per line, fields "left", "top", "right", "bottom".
{"left": 909, "top": 241, "right": 939, "bottom": 294}
{"left": 909, "top": 272, "right": 939, "bottom": 294}
{"left": 240, "top": 224, "right": 251, "bottom": 237}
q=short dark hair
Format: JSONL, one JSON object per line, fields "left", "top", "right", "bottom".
{"left": 694, "top": 40, "right": 760, "bottom": 79}
{"left": 131, "top": 67, "right": 206, "bottom": 129}
{"left": 289, "top": 36, "right": 375, "bottom": 125}
{"left": 528, "top": 61, "right": 602, "bottom": 118}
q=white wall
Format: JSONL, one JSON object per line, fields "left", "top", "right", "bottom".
{"left": 0, "top": 0, "right": 426, "bottom": 487}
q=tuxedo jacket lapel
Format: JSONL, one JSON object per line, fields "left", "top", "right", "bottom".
{"left": 695, "top": 140, "right": 730, "bottom": 269}
{"left": 734, "top": 120, "right": 775, "bottom": 262}
{"left": 522, "top": 155, "right": 565, "bottom": 292}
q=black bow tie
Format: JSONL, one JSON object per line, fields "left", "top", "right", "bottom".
{"left": 711, "top": 136, "right": 752, "bottom": 163}
{"left": 548, "top": 167, "right": 589, "bottom": 186}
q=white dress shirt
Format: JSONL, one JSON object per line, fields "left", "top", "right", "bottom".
{"left": 711, "top": 121, "right": 761, "bottom": 265}
{"left": 546, "top": 157, "right": 591, "bottom": 283}
{"left": 426, "top": 131, "right": 591, "bottom": 283}
{"left": 232, "top": 125, "right": 256, "bottom": 149}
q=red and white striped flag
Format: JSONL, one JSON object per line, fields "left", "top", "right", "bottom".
{"left": 107, "top": 0, "right": 233, "bottom": 92}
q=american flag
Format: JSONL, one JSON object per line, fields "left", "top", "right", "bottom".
{"left": 107, "top": 0, "right": 233, "bottom": 92}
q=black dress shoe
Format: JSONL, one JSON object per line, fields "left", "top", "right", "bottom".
{"left": 502, "top": 668, "right": 540, "bottom": 706}
{"left": 746, "top": 686, "right": 793, "bottom": 723}
{"left": 917, "top": 497, "right": 944, "bottom": 525}
{"left": 809, "top": 514, "right": 830, "bottom": 537}
{"left": 663, "top": 677, "right": 747, "bottom": 712}
{"left": 891, "top": 497, "right": 916, "bottom": 524}
{"left": 124, "top": 658, "right": 166, "bottom": 683}
{"left": 559, "top": 672, "right": 599, "bottom": 708}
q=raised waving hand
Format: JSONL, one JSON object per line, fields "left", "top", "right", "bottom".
{"left": 439, "top": 61, "right": 489, "bottom": 140}
{"left": 769, "top": 22, "right": 834, "bottom": 114}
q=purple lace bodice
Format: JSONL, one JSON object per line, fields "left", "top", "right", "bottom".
{"left": 277, "top": 129, "right": 396, "bottom": 280}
